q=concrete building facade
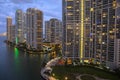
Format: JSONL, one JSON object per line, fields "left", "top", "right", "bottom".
{"left": 62, "top": 0, "right": 91, "bottom": 61}
{"left": 6, "top": 17, "right": 12, "bottom": 42}
{"left": 45, "top": 18, "right": 62, "bottom": 44}
{"left": 26, "top": 8, "right": 43, "bottom": 49}
{"left": 15, "top": 9, "right": 25, "bottom": 44}
{"left": 90, "top": 0, "right": 120, "bottom": 69}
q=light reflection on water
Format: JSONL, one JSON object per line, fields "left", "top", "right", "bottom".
{"left": 0, "top": 37, "right": 44, "bottom": 80}
{"left": 14, "top": 48, "right": 19, "bottom": 59}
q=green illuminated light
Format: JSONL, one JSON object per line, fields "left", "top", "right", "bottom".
{"left": 16, "top": 37, "right": 18, "bottom": 44}
{"left": 14, "top": 47, "right": 20, "bottom": 68}
{"left": 14, "top": 48, "right": 19, "bottom": 59}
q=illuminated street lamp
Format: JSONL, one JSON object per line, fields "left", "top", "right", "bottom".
{"left": 65, "top": 77, "right": 68, "bottom": 80}
{"left": 52, "top": 73, "right": 55, "bottom": 76}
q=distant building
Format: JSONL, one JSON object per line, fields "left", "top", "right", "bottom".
{"left": 45, "top": 18, "right": 62, "bottom": 44}
{"left": 15, "top": 9, "right": 25, "bottom": 44}
{"left": 45, "top": 21, "right": 51, "bottom": 42}
{"left": 11, "top": 25, "right": 16, "bottom": 43}
{"left": 6, "top": 16, "right": 12, "bottom": 42}
{"left": 23, "top": 13, "right": 27, "bottom": 41}
{"left": 26, "top": 8, "right": 43, "bottom": 49}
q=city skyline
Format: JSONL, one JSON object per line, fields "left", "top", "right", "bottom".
{"left": 1, "top": 0, "right": 120, "bottom": 80}
{"left": 0, "top": 0, "right": 62, "bottom": 34}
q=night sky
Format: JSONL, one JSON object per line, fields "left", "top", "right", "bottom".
{"left": 0, "top": 0, "right": 62, "bottom": 34}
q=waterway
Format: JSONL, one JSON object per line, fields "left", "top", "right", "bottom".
{"left": 0, "top": 36, "right": 44, "bottom": 80}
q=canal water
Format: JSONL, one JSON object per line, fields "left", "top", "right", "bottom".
{"left": 0, "top": 36, "right": 44, "bottom": 80}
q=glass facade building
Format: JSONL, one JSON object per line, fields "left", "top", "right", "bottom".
{"left": 15, "top": 9, "right": 25, "bottom": 44}
{"left": 26, "top": 8, "right": 43, "bottom": 49}
{"left": 62, "top": 0, "right": 91, "bottom": 61}
{"left": 63, "top": 0, "right": 120, "bottom": 68}
{"left": 45, "top": 18, "right": 62, "bottom": 44}
{"left": 6, "top": 17, "right": 12, "bottom": 42}
{"left": 90, "top": 0, "right": 120, "bottom": 68}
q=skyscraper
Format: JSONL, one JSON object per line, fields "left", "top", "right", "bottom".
{"left": 90, "top": 0, "right": 120, "bottom": 69}
{"left": 45, "top": 21, "right": 51, "bottom": 42}
{"left": 11, "top": 25, "right": 16, "bottom": 43}
{"left": 15, "top": 9, "right": 25, "bottom": 44}
{"left": 23, "top": 13, "right": 27, "bottom": 41}
{"left": 62, "top": 0, "right": 91, "bottom": 61}
{"left": 26, "top": 8, "right": 43, "bottom": 49}
{"left": 45, "top": 18, "right": 62, "bottom": 44}
{"left": 6, "top": 16, "right": 12, "bottom": 42}
{"left": 116, "top": 39, "right": 120, "bottom": 68}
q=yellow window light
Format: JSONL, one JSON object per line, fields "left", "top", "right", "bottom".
{"left": 67, "top": 6, "right": 72, "bottom": 9}
{"left": 67, "top": 13, "right": 73, "bottom": 16}
{"left": 113, "top": 1, "right": 116, "bottom": 7}
{"left": 84, "top": 60, "right": 89, "bottom": 63}
{"left": 80, "top": 0, "right": 84, "bottom": 61}
{"left": 90, "top": 8, "right": 94, "bottom": 12}
{"left": 66, "top": 0, "right": 73, "bottom": 1}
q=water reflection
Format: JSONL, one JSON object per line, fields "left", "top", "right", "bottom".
{"left": 0, "top": 37, "right": 44, "bottom": 80}
{"left": 14, "top": 47, "right": 21, "bottom": 74}
{"left": 14, "top": 48, "right": 19, "bottom": 59}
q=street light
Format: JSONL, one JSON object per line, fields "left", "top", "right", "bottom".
{"left": 52, "top": 73, "right": 55, "bottom": 76}
{"left": 65, "top": 77, "right": 68, "bottom": 80}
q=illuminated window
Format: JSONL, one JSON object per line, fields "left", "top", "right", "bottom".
{"left": 67, "top": 6, "right": 72, "bottom": 9}
{"left": 76, "top": 32, "right": 79, "bottom": 35}
{"left": 66, "top": 0, "right": 73, "bottom": 1}
{"left": 67, "top": 25, "right": 72, "bottom": 29}
{"left": 76, "top": 9, "right": 79, "bottom": 12}
{"left": 103, "top": 13, "right": 107, "bottom": 17}
{"left": 109, "top": 31, "right": 113, "bottom": 33}
{"left": 113, "top": 1, "right": 116, "bottom": 7}
{"left": 90, "top": 39, "right": 93, "bottom": 41}
{"left": 102, "top": 33, "right": 105, "bottom": 35}
{"left": 76, "top": 1, "right": 79, "bottom": 3}
{"left": 99, "top": 39, "right": 101, "bottom": 43}
{"left": 66, "top": 43, "right": 71, "bottom": 45}
{"left": 90, "top": 8, "right": 94, "bottom": 12}
{"left": 110, "top": 35, "right": 114, "bottom": 39}
{"left": 76, "top": 41, "right": 79, "bottom": 43}
{"left": 103, "top": 24, "right": 106, "bottom": 27}
{"left": 67, "top": 13, "right": 73, "bottom": 16}
{"left": 76, "top": 27, "right": 79, "bottom": 29}
{"left": 85, "top": 18, "right": 89, "bottom": 21}
{"left": 102, "top": 42, "right": 105, "bottom": 44}
{"left": 113, "top": 16, "right": 116, "bottom": 18}
{"left": 76, "top": 23, "right": 79, "bottom": 26}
